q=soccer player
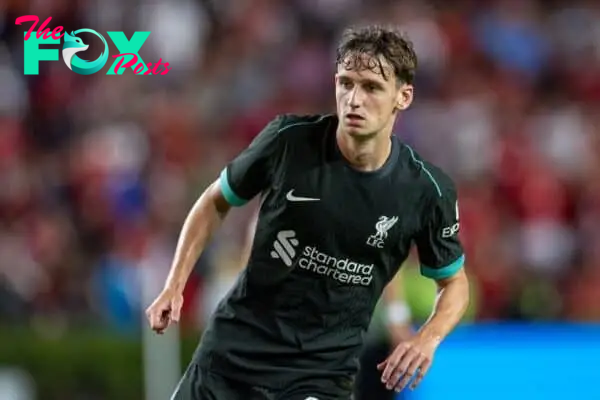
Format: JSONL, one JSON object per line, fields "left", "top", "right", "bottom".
{"left": 146, "top": 25, "right": 470, "bottom": 399}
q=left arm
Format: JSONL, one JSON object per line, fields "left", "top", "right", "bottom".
{"left": 378, "top": 269, "right": 470, "bottom": 392}
{"left": 379, "top": 176, "right": 470, "bottom": 392}
{"left": 417, "top": 267, "right": 469, "bottom": 346}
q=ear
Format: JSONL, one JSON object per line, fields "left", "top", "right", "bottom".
{"left": 395, "top": 84, "right": 414, "bottom": 111}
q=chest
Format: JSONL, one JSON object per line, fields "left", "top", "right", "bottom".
{"left": 260, "top": 161, "right": 422, "bottom": 257}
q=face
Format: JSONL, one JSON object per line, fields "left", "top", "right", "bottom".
{"left": 335, "top": 53, "right": 413, "bottom": 138}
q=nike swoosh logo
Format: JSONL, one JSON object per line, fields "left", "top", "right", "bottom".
{"left": 286, "top": 189, "right": 320, "bottom": 202}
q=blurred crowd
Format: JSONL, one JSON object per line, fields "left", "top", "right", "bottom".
{"left": 1, "top": 0, "right": 600, "bottom": 335}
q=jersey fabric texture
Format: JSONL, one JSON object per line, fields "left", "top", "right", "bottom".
{"left": 191, "top": 114, "right": 465, "bottom": 393}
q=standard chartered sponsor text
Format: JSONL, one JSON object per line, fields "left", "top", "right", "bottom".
{"left": 298, "top": 246, "right": 373, "bottom": 286}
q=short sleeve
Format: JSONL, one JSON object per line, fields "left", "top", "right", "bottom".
{"left": 414, "top": 182, "right": 465, "bottom": 280}
{"left": 219, "top": 115, "right": 285, "bottom": 207}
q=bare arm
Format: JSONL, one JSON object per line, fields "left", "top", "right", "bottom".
{"left": 379, "top": 174, "right": 468, "bottom": 391}
{"left": 147, "top": 115, "right": 284, "bottom": 334}
{"left": 379, "top": 267, "right": 469, "bottom": 391}
{"left": 164, "top": 179, "right": 232, "bottom": 293}
{"left": 417, "top": 267, "right": 470, "bottom": 345}
{"left": 146, "top": 178, "right": 231, "bottom": 333}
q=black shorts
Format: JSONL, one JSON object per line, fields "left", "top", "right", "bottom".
{"left": 170, "top": 363, "right": 354, "bottom": 400}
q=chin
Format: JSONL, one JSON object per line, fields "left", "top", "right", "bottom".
{"left": 343, "top": 125, "right": 375, "bottom": 139}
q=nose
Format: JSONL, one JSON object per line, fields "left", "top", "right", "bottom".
{"left": 347, "top": 87, "right": 363, "bottom": 109}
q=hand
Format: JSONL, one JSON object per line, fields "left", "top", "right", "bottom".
{"left": 377, "top": 333, "right": 438, "bottom": 392}
{"left": 145, "top": 288, "right": 184, "bottom": 334}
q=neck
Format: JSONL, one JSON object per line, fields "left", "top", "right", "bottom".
{"left": 336, "top": 125, "right": 393, "bottom": 172}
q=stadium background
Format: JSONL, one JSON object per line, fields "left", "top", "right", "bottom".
{"left": 1, "top": 0, "right": 600, "bottom": 398}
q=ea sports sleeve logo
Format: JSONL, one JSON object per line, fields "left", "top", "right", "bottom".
{"left": 441, "top": 200, "right": 460, "bottom": 238}
{"left": 62, "top": 30, "right": 108, "bottom": 75}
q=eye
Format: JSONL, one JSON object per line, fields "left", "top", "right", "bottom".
{"left": 339, "top": 79, "right": 353, "bottom": 90}
{"left": 364, "top": 83, "right": 379, "bottom": 92}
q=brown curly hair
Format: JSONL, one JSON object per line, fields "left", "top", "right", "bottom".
{"left": 335, "top": 25, "right": 418, "bottom": 85}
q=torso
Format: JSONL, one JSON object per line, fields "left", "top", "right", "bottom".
{"left": 197, "top": 114, "right": 438, "bottom": 389}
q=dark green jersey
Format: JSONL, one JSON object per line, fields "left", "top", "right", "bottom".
{"left": 195, "top": 114, "right": 465, "bottom": 389}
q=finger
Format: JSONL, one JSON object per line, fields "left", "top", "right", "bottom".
{"left": 381, "top": 359, "right": 397, "bottom": 385}
{"left": 159, "top": 309, "right": 172, "bottom": 330}
{"left": 145, "top": 306, "right": 156, "bottom": 324}
{"left": 381, "top": 345, "right": 408, "bottom": 383}
{"left": 410, "top": 357, "right": 432, "bottom": 390}
{"left": 151, "top": 309, "right": 169, "bottom": 332}
{"left": 394, "top": 354, "right": 424, "bottom": 392}
{"left": 149, "top": 310, "right": 161, "bottom": 329}
{"left": 386, "top": 348, "right": 417, "bottom": 390}
{"left": 377, "top": 357, "right": 389, "bottom": 371}
{"left": 156, "top": 319, "right": 169, "bottom": 334}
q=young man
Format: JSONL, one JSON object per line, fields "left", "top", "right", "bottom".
{"left": 146, "top": 25, "right": 470, "bottom": 399}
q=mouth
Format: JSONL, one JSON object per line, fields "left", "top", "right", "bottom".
{"left": 345, "top": 113, "right": 365, "bottom": 125}
{"left": 346, "top": 112, "right": 364, "bottom": 120}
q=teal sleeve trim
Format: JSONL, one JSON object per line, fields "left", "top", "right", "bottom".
{"left": 219, "top": 168, "right": 247, "bottom": 207}
{"left": 420, "top": 254, "right": 465, "bottom": 280}
{"left": 405, "top": 145, "right": 442, "bottom": 197}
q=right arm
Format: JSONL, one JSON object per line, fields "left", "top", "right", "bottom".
{"left": 146, "top": 115, "right": 285, "bottom": 333}
{"left": 146, "top": 180, "right": 231, "bottom": 333}
{"left": 163, "top": 179, "right": 232, "bottom": 294}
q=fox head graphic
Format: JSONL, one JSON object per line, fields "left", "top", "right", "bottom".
{"left": 62, "top": 31, "right": 89, "bottom": 70}
{"left": 61, "top": 29, "right": 109, "bottom": 75}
